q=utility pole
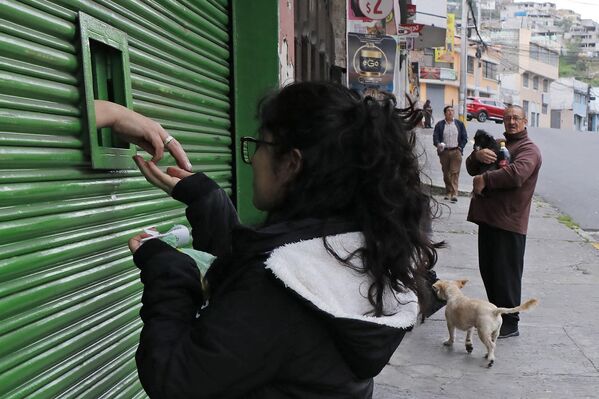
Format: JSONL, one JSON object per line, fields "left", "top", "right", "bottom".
{"left": 459, "top": 0, "right": 468, "bottom": 122}
{"left": 474, "top": 0, "right": 481, "bottom": 97}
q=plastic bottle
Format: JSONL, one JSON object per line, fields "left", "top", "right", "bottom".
{"left": 141, "top": 225, "right": 215, "bottom": 278}
{"left": 141, "top": 224, "right": 191, "bottom": 246}
{"left": 498, "top": 142, "right": 511, "bottom": 168}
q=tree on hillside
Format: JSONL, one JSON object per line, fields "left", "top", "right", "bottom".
{"left": 559, "top": 39, "right": 586, "bottom": 78}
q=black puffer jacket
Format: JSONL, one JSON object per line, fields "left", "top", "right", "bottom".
{"left": 133, "top": 173, "right": 420, "bottom": 398}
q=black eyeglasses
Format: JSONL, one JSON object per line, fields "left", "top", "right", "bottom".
{"left": 240, "top": 136, "right": 277, "bottom": 164}
{"left": 503, "top": 115, "right": 525, "bottom": 122}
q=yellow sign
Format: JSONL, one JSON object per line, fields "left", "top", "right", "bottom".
{"left": 446, "top": 13, "right": 455, "bottom": 51}
{"left": 435, "top": 13, "right": 455, "bottom": 63}
{"left": 434, "top": 48, "right": 454, "bottom": 63}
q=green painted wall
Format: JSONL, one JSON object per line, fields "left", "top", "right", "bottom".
{"left": 232, "top": 0, "right": 280, "bottom": 225}
{"left": 0, "top": 0, "right": 282, "bottom": 396}
{"left": 0, "top": 0, "right": 236, "bottom": 397}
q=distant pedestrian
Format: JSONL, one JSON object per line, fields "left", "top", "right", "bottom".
{"left": 466, "top": 105, "right": 542, "bottom": 338}
{"left": 423, "top": 99, "right": 433, "bottom": 128}
{"left": 433, "top": 105, "right": 468, "bottom": 203}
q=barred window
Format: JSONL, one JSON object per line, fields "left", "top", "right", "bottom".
{"left": 482, "top": 61, "right": 497, "bottom": 80}
{"left": 529, "top": 43, "right": 558, "bottom": 66}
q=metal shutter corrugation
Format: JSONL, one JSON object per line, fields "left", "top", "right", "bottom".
{"left": 0, "top": 0, "right": 231, "bottom": 397}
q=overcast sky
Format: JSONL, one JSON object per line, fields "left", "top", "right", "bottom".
{"left": 515, "top": 0, "right": 599, "bottom": 24}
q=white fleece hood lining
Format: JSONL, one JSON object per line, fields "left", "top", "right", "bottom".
{"left": 265, "top": 232, "right": 418, "bottom": 329}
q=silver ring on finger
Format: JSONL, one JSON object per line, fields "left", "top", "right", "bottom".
{"left": 163, "top": 135, "right": 175, "bottom": 147}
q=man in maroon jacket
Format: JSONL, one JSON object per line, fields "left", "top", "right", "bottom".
{"left": 466, "top": 105, "right": 542, "bottom": 338}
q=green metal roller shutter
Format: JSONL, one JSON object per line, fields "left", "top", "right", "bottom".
{"left": 0, "top": 0, "right": 231, "bottom": 397}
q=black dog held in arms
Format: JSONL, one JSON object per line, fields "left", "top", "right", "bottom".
{"left": 473, "top": 129, "right": 500, "bottom": 173}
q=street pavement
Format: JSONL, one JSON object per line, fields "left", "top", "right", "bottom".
{"left": 373, "top": 129, "right": 599, "bottom": 398}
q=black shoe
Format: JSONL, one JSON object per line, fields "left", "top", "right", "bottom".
{"left": 444, "top": 196, "right": 450, "bottom": 200}
{"left": 498, "top": 325, "right": 519, "bottom": 339}
{"left": 450, "top": 197, "right": 458, "bottom": 203}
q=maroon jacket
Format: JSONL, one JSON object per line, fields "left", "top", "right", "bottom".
{"left": 466, "top": 129, "right": 542, "bottom": 235}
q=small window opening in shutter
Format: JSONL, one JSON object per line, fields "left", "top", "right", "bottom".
{"left": 79, "top": 12, "right": 135, "bottom": 170}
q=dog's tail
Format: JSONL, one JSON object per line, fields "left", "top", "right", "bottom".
{"left": 493, "top": 299, "right": 538, "bottom": 316}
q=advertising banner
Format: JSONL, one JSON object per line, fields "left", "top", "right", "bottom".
{"left": 347, "top": 33, "right": 396, "bottom": 94}
{"left": 397, "top": 23, "right": 424, "bottom": 38}
{"left": 434, "top": 48, "right": 455, "bottom": 63}
{"left": 406, "top": 4, "right": 416, "bottom": 21}
{"left": 420, "top": 66, "right": 441, "bottom": 80}
{"left": 409, "top": 61, "right": 420, "bottom": 99}
{"left": 434, "top": 13, "right": 455, "bottom": 63}
{"left": 419, "top": 66, "right": 457, "bottom": 81}
{"left": 440, "top": 68, "right": 457, "bottom": 80}
{"left": 347, "top": 0, "right": 400, "bottom": 36}
{"left": 446, "top": 13, "right": 455, "bottom": 51}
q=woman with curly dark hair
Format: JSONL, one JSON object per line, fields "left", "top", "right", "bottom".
{"left": 123, "top": 81, "right": 441, "bottom": 398}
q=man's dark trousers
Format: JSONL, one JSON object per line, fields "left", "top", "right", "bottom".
{"left": 478, "top": 223, "right": 526, "bottom": 328}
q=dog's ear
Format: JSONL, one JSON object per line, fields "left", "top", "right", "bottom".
{"left": 456, "top": 279, "right": 468, "bottom": 288}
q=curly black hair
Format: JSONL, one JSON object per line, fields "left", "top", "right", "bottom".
{"left": 257, "top": 81, "right": 438, "bottom": 317}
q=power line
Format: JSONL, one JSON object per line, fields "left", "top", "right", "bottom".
{"left": 467, "top": 0, "right": 488, "bottom": 49}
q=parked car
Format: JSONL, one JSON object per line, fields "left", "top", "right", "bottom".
{"left": 467, "top": 97, "right": 506, "bottom": 123}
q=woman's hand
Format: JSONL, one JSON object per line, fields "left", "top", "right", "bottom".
{"left": 133, "top": 155, "right": 193, "bottom": 194}
{"left": 94, "top": 100, "right": 192, "bottom": 172}
{"left": 128, "top": 230, "right": 156, "bottom": 254}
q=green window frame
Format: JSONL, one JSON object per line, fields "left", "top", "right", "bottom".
{"left": 79, "top": 12, "right": 134, "bottom": 170}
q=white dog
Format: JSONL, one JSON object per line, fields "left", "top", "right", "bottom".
{"left": 432, "top": 279, "right": 538, "bottom": 367}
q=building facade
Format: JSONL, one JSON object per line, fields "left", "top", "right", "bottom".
{"left": 416, "top": 36, "right": 501, "bottom": 121}
{"left": 564, "top": 19, "right": 599, "bottom": 58}
{"left": 500, "top": 1, "right": 558, "bottom": 33}
{"left": 589, "top": 87, "right": 599, "bottom": 132}
{"left": 550, "top": 77, "right": 590, "bottom": 131}
{"left": 491, "top": 29, "right": 559, "bottom": 128}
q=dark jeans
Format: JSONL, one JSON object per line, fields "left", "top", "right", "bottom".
{"left": 478, "top": 223, "right": 526, "bottom": 328}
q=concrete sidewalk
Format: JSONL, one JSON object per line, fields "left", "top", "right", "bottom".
{"left": 373, "top": 129, "right": 599, "bottom": 398}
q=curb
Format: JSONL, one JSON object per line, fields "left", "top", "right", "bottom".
{"left": 533, "top": 196, "right": 599, "bottom": 248}
{"left": 425, "top": 184, "right": 471, "bottom": 198}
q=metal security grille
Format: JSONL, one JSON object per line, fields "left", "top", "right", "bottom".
{"left": 0, "top": 0, "right": 231, "bottom": 397}
{"left": 294, "top": 0, "right": 335, "bottom": 82}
